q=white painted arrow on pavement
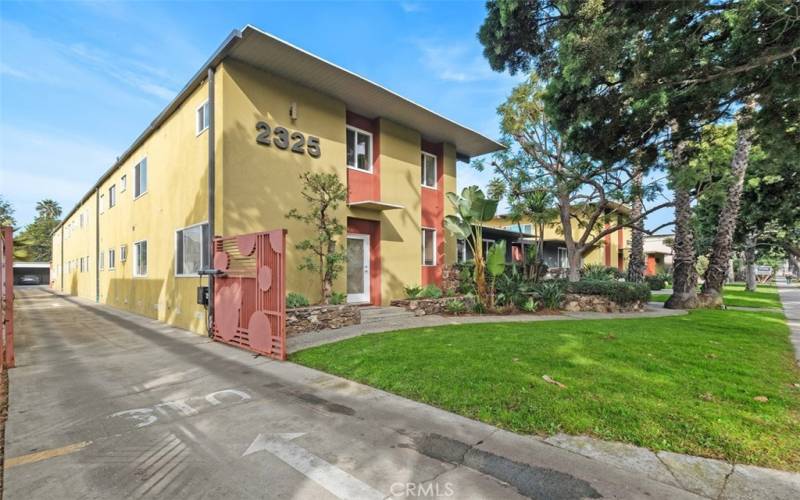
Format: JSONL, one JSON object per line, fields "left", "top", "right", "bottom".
{"left": 243, "top": 433, "right": 384, "bottom": 500}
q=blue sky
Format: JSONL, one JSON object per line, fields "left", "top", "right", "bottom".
{"left": 0, "top": 0, "right": 672, "bottom": 231}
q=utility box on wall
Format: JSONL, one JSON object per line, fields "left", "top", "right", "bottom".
{"left": 197, "top": 286, "right": 209, "bottom": 305}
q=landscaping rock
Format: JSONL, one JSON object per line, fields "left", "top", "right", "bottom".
{"left": 286, "top": 304, "right": 361, "bottom": 335}
{"left": 720, "top": 464, "right": 800, "bottom": 500}
{"left": 656, "top": 451, "right": 732, "bottom": 498}
{"left": 391, "top": 296, "right": 475, "bottom": 316}
{"left": 562, "top": 293, "right": 646, "bottom": 313}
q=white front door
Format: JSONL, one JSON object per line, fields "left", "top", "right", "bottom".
{"left": 347, "top": 234, "right": 370, "bottom": 303}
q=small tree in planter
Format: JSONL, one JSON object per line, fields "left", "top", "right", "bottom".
{"left": 444, "top": 186, "right": 499, "bottom": 307}
{"left": 286, "top": 172, "right": 347, "bottom": 304}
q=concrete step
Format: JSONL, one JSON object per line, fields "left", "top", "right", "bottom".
{"left": 360, "top": 306, "right": 417, "bottom": 323}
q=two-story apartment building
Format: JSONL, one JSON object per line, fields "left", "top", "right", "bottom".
{"left": 51, "top": 26, "right": 503, "bottom": 335}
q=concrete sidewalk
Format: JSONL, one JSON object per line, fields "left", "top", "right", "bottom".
{"left": 776, "top": 281, "right": 800, "bottom": 364}
{"left": 5, "top": 287, "right": 798, "bottom": 499}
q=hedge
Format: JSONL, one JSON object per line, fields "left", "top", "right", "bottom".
{"left": 566, "top": 280, "right": 651, "bottom": 305}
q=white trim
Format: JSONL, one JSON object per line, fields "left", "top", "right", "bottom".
{"left": 346, "top": 233, "right": 371, "bottom": 304}
{"left": 174, "top": 221, "right": 210, "bottom": 277}
{"left": 133, "top": 239, "right": 148, "bottom": 277}
{"left": 421, "top": 227, "right": 437, "bottom": 267}
{"left": 196, "top": 100, "right": 209, "bottom": 136}
{"left": 421, "top": 151, "right": 437, "bottom": 189}
{"left": 108, "top": 248, "right": 116, "bottom": 270}
{"left": 120, "top": 244, "right": 128, "bottom": 263}
{"left": 346, "top": 125, "right": 373, "bottom": 173}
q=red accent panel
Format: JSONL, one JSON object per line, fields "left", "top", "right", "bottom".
{"left": 604, "top": 223, "right": 612, "bottom": 267}
{"left": 646, "top": 255, "right": 657, "bottom": 276}
{"left": 617, "top": 229, "right": 625, "bottom": 270}
{"left": 347, "top": 218, "right": 381, "bottom": 305}
{"left": 346, "top": 112, "right": 380, "bottom": 203}
{"left": 421, "top": 140, "right": 444, "bottom": 286}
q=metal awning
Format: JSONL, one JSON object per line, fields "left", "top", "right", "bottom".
{"left": 348, "top": 200, "right": 404, "bottom": 211}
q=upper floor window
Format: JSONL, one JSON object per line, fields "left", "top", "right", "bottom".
{"left": 196, "top": 100, "right": 209, "bottom": 135}
{"left": 176, "top": 222, "right": 210, "bottom": 276}
{"left": 108, "top": 248, "right": 116, "bottom": 270}
{"left": 120, "top": 174, "right": 127, "bottom": 192}
{"left": 421, "top": 152, "right": 437, "bottom": 188}
{"left": 108, "top": 184, "right": 116, "bottom": 208}
{"left": 120, "top": 244, "right": 128, "bottom": 263}
{"left": 346, "top": 126, "right": 372, "bottom": 172}
{"left": 134, "top": 158, "right": 148, "bottom": 198}
{"left": 99, "top": 251, "right": 105, "bottom": 271}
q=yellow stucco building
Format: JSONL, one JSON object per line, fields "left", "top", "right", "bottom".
{"left": 51, "top": 26, "right": 502, "bottom": 335}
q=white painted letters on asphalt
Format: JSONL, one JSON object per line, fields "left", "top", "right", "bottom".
{"left": 243, "top": 433, "right": 384, "bottom": 500}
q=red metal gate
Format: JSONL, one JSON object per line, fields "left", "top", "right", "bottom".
{"left": 212, "top": 230, "right": 287, "bottom": 360}
{"left": 1, "top": 226, "right": 15, "bottom": 369}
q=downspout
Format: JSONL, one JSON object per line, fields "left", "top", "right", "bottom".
{"left": 95, "top": 187, "right": 100, "bottom": 302}
{"left": 207, "top": 66, "right": 216, "bottom": 337}
{"left": 60, "top": 226, "right": 64, "bottom": 292}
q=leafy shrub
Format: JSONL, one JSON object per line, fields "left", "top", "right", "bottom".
{"left": 582, "top": 264, "right": 618, "bottom": 281}
{"left": 655, "top": 271, "right": 672, "bottom": 285}
{"left": 472, "top": 300, "right": 487, "bottom": 314}
{"left": 454, "top": 262, "right": 476, "bottom": 294}
{"left": 330, "top": 291, "right": 346, "bottom": 305}
{"left": 520, "top": 297, "right": 539, "bottom": 312}
{"left": 286, "top": 292, "right": 310, "bottom": 308}
{"left": 404, "top": 285, "right": 423, "bottom": 299}
{"left": 568, "top": 280, "right": 651, "bottom": 304}
{"left": 645, "top": 276, "right": 666, "bottom": 291}
{"left": 418, "top": 284, "right": 443, "bottom": 299}
{"left": 494, "top": 268, "right": 530, "bottom": 307}
{"left": 533, "top": 281, "right": 566, "bottom": 309}
{"left": 444, "top": 299, "right": 467, "bottom": 315}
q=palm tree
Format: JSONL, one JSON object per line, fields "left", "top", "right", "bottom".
{"left": 36, "top": 199, "right": 62, "bottom": 220}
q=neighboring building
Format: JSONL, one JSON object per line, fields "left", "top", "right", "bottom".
{"left": 643, "top": 234, "right": 674, "bottom": 276}
{"left": 484, "top": 210, "right": 632, "bottom": 272}
{"left": 13, "top": 262, "right": 50, "bottom": 286}
{"left": 51, "top": 26, "right": 502, "bottom": 335}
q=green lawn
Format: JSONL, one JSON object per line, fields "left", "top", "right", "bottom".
{"left": 292, "top": 309, "right": 800, "bottom": 471}
{"left": 651, "top": 283, "right": 782, "bottom": 309}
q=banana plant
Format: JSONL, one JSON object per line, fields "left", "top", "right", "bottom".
{"left": 443, "top": 186, "right": 499, "bottom": 307}
{"left": 485, "top": 240, "right": 507, "bottom": 308}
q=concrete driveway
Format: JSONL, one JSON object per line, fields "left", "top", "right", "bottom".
{"left": 4, "top": 287, "right": 706, "bottom": 499}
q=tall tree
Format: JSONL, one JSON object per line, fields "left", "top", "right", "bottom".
{"left": 492, "top": 77, "right": 670, "bottom": 281}
{"left": 626, "top": 169, "right": 646, "bottom": 283}
{"left": 0, "top": 196, "right": 16, "bottom": 227}
{"left": 16, "top": 199, "right": 62, "bottom": 261}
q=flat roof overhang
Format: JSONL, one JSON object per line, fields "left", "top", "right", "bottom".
{"left": 348, "top": 200, "right": 404, "bottom": 211}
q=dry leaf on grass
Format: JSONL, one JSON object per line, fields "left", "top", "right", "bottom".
{"left": 753, "top": 396, "right": 769, "bottom": 403}
{"left": 542, "top": 375, "right": 566, "bottom": 389}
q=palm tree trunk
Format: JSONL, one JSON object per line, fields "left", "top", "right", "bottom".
{"left": 699, "top": 120, "right": 754, "bottom": 307}
{"left": 743, "top": 232, "right": 757, "bottom": 292}
{"left": 664, "top": 143, "right": 697, "bottom": 309}
{"left": 626, "top": 172, "right": 645, "bottom": 283}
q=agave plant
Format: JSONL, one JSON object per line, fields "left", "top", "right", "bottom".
{"left": 443, "top": 186, "right": 499, "bottom": 307}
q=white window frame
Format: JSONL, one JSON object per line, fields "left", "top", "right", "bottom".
{"left": 133, "top": 240, "right": 148, "bottom": 277}
{"left": 421, "top": 151, "right": 437, "bottom": 189}
{"left": 108, "top": 184, "right": 116, "bottom": 208}
{"left": 120, "top": 174, "right": 127, "bottom": 192}
{"left": 346, "top": 125, "right": 373, "bottom": 173}
{"left": 175, "top": 222, "right": 210, "bottom": 277}
{"left": 483, "top": 238, "right": 496, "bottom": 256}
{"left": 108, "top": 248, "right": 116, "bottom": 270}
{"left": 196, "top": 100, "right": 209, "bottom": 135}
{"left": 557, "top": 247, "right": 568, "bottom": 268}
{"left": 457, "top": 239, "right": 469, "bottom": 263}
{"left": 421, "top": 227, "right": 437, "bottom": 267}
{"left": 120, "top": 244, "right": 128, "bottom": 263}
{"left": 134, "top": 157, "right": 148, "bottom": 199}
{"left": 99, "top": 250, "right": 104, "bottom": 271}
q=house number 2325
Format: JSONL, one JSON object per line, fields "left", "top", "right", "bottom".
{"left": 255, "top": 121, "right": 321, "bottom": 158}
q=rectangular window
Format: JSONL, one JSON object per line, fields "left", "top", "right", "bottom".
{"left": 346, "top": 126, "right": 372, "bottom": 171}
{"left": 457, "top": 239, "right": 469, "bottom": 263}
{"left": 134, "top": 240, "right": 147, "bottom": 277}
{"left": 108, "top": 184, "right": 116, "bottom": 208}
{"left": 120, "top": 174, "right": 127, "bottom": 192}
{"left": 134, "top": 158, "right": 148, "bottom": 198}
{"left": 422, "top": 228, "right": 436, "bottom": 267}
{"left": 176, "top": 223, "right": 210, "bottom": 276}
{"left": 108, "top": 248, "right": 116, "bottom": 270}
{"left": 421, "top": 152, "right": 437, "bottom": 188}
{"left": 483, "top": 239, "right": 496, "bottom": 256}
{"left": 196, "top": 100, "right": 209, "bottom": 135}
{"left": 558, "top": 247, "right": 568, "bottom": 268}
{"left": 99, "top": 251, "right": 105, "bottom": 271}
{"left": 79, "top": 257, "right": 84, "bottom": 273}
{"left": 120, "top": 244, "right": 128, "bottom": 263}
